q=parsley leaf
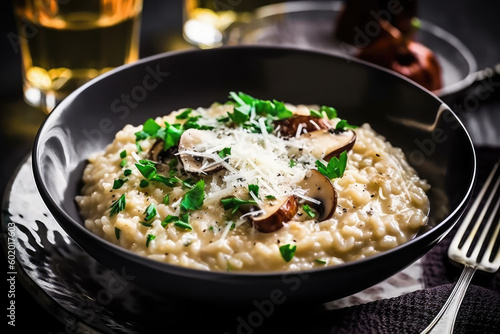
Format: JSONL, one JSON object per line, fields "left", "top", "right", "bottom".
{"left": 180, "top": 180, "right": 206, "bottom": 211}
{"left": 320, "top": 106, "right": 337, "bottom": 119}
{"left": 120, "top": 150, "right": 127, "bottom": 159}
{"left": 218, "top": 147, "right": 232, "bottom": 159}
{"left": 309, "top": 109, "right": 323, "bottom": 118}
{"left": 113, "top": 178, "right": 127, "bottom": 189}
{"left": 221, "top": 197, "right": 257, "bottom": 214}
{"left": 163, "top": 194, "right": 170, "bottom": 205}
{"left": 146, "top": 234, "right": 155, "bottom": 247}
{"left": 161, "top": 215, "right": 178, "bottom": 227}
{"left": 303, "top": 204, "right": 316, "bottom": 218}
{"left": 315, "top": 150, "right": 348, "bottom": 179}
{"left": 335, "top": 119, "right": 358, "bottom": 130}
{"left": 109, "top": 194, "right": 126, "bottom": 217}
{"left": 162, "top": 122, "right": 184, "bottom": 151}
{"left": 174, "top": 213, "right": 192, "bottom": 230}
{"left": 175, "top": 108, "right": 193, "bottom": 119}
{"left": 143, "top": 204, "right": 157, "bottom": 221}
{"left": 248, "top": 184, "right": 259, "bottom": 198}
{"left": 135, "top": 161, "right": 178, "bottom": 187}
{"left": 115, "top": 227, "right": 121, "bottom": 240}
{"left": 279, "top": 244, "right": 297, "bottom": 262}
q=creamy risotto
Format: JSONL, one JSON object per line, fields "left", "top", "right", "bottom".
{"left": 76, "top": 92, "right": 430, "bottom": 272}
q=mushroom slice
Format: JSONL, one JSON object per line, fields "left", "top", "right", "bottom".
{"left": 274, "top": 115, "right": 333, "bottom": 138}
{"left": 298, "top": 170, "right": 337, "bottom": 221}
{"left": 301, "top": 129, "right": 356, "bottom": 161}
{"left": 250, "top": 196, "right": 298, "bottom": 233}
{"left": 146, "top": 139, "right": 177, "bottom": 173}
{"left": 178, "top": 128, "right": 224, "bottom": 174}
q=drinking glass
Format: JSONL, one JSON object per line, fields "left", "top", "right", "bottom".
{"left": 13, "top": 0, "right": 143, "bottom": 113}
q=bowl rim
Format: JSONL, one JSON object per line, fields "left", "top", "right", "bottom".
{"left": 32, "top": 45, "right": 477, "bottom": 279}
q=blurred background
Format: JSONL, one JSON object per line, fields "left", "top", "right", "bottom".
{"left": 1, "top": 0, "right": 499, "bottom": 332}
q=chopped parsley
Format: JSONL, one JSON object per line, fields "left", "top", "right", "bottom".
{"left": 163, "top": 194, "right": 170, "bottom": 205}
{"left": 335, "top": 119, "right": 358, "bottom": 130}
{"left": 140, "top": 221, "right": 153, "bottom": 227}
{"left": 113, "top": 178, "right": 127, "bottom": 190}
{"left": 162, "top": 214, "right": 192, "bottom": 230}
{"left": 265, "top": 195, "right": 276, "bottom": 200}
{"left": 289, "top": 159, "right": 297, "bottom": 167}
{"left": 180, "top": 180, "right": 206, "bottom": 211}
{"left": 120, "top": 150, "right": 127, "bottom": 159}
{"left": 303, "top": 204, "right": 316, "bottom": 218}
{"left": 143, "top": 204, "right": 157, "bottom": 221}
{"left": 139, "top": 179, "right": 149, "bottom": 188}
{"left": 120, "top": 159, "right": 127, "bottom": 168}
{"left": 109, "top": 194, "right": 126, "bottom": 217}
{"left": 135, "top": 159, "right": 178, "bottom": 187}
{"left": 320, "top": 106, "right": 337, "bottom": 119}
{"left": 226, "top": 91, "right": 293, "bottom": 127}
{"left": 124, "top": 169, "right": 132, "bottom": 176}
{"left": 218, "top": 147, "right": 232, "bottom": 159}
{"left": 314, "top": 259, "right": 327, "bottom": 265}
{"left": 279, "top": 244, "right": 297, "bottom": 262}
{"left": 315, "top": 151, "right": 348, "bottom": 180}
{"left": 161, "top": 215, "right": 178, "bottom": 227}
{"left": 175, "top": 108, "right": 193, "bottom": 119}
{"left": 221, "top": 197, "right": 257, "bottom": 214}
{"left": 248, "top": 184, "right": 259, "bottom": 198}
{"left": 146, "top": 234, "right": 155, "bottom": 247}
{"left": 114, "top": 227, "right": 121, "bottom": 240}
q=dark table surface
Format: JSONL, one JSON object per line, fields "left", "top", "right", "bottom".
{"left": 1, "top": 0, "right": 499, "bottom": 333}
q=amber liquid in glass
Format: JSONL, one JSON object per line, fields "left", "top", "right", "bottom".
{"left": 184, "top": 0, "right": 279, "bottom": 48}
{"left": 15, "top": 0, "right": 142, "bottom": 112}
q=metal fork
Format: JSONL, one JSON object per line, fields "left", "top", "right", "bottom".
{"left": 421, "top": 160, "right": 500, "bottom": 334}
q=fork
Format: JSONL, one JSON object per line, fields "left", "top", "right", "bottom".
{"left": 421, "top": 160, "right": 500, "bottom": 334}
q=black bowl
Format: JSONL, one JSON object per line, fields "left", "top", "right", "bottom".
{"left": 33, "top": 46, "right": 475, "bottom": 305}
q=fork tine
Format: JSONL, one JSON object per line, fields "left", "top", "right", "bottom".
{"left": 448, "top": 161, "right": 500, "bottom": 270}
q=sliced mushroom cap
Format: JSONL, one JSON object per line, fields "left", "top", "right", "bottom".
{"left": 301, "top": 129, "right": 356, "bottom": 161}
{"left": 298, "top": 169, "right": 337, "bottom": 221}
{"left": 178, "top": 128, "right": 224, "bottom": 174}
{"left": 146, "top": 139, "right": 177, "bottom": 173}
{"left": 274, "top": 115, "right": 333, "bottom": 138}
{"left": 251, "top": 196, "right": 298, "bottom": 233}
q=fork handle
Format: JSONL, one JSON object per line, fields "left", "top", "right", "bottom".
{"left": 420, "top": 265, "right": 477, "bottom": 334}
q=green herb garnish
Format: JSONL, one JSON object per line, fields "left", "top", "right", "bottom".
{"left": 175, "top": 108, "right": 193, "bottom": 119}
{"left": 143, "top": 204, "right": 157, "bottom": 221}
{"left": 314, "top": 259, "right": 327, "bottom": 265}
{"left": 146, "top": 234, "right": 155, "bottom": 247}
{"left": 120, "top": 159, "right": 127, "bottom": 168}
{"left": 248, "top": 184, "right": 259, "bottom": 198}
{"left": 320, "top": 106, "right": 337, "bottom": 119}
{"left": 113, "top": 178, "right": 127, "bottom": 190}
{"left": 221, "top": 197, "right": 257, "bottom": 214}
{"left": 180, "top": 180, "right": 206, "bottom": 211}
{"left": 109, "top": 194, "right": 126, "bottom": 217}
{"left": 335, "top": 119, "right": 358, "bottom": 130}
{"left": 279, "top": 244, "right": 297, "bottom": 262}
{"left": 315, "top": 151, "right": 348, "bottom": 180}
{"left": 289, "top": 159, "right": 297, "bottom": 167}
{"left": 303, "top": 204, "right": 316, "bottom": 218}
{"left": 174, "top": 214, "right": 192, "bottom": 230}
{"left": 163, "top": 194, "right": 170, "bottom": 205}
{"left": 135, "top": 160, "right": 178, "bottom": 187}
{"left": 161, "top": 215, "right": 178, "bottom": 227}
{"left": 115, "top": 227, "right": 121, "bottom": 240}
{"left": 120, "top": 150, "right": 127, "bottom": 159}
{"left": 218, "top": 147, "right": 232, "bottom": 159}
{"left": 140, "top": 221, "right": 153, "bottom": 227}
{"left": 140, "top": 180, "right": 149, "bottom": 188}
{"left": 265, "top": 195, "right": 276, "bottom": 200}
{"left": 124, "top": 169, "right": 132, "bottom": 176}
